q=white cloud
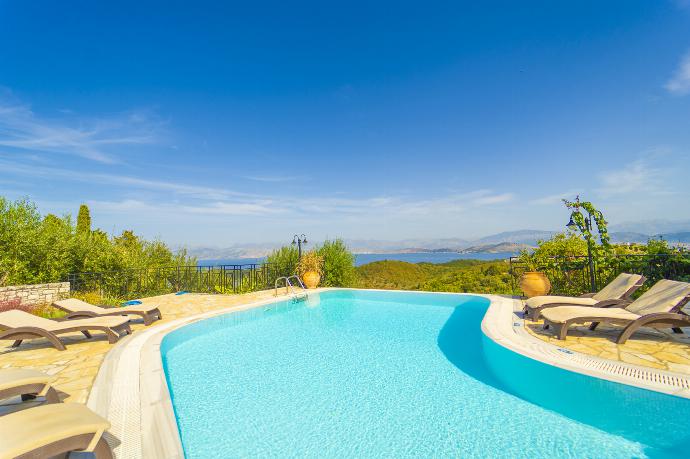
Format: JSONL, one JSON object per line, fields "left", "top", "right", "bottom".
{"left": 530, "top": 190, "right": 581, "bottom": 206}
{"left": 82, "top": 191, "right": 513, "bottom": 220}
{"left": 0, "top": 159, "right": 251, "bottom": 200}
{"left": 182, "top": 201, "right": 283, "bottom": 216}
{"left": 596, "top": 157, "right": 671, "bottom": 197}
{"left": 473, "top": 192, "right": 514, "bottom": 206}
{"left": 241, "top": 174, "right": 302, "bottom": 183}
{"left": 0, "top": 96, "right": 161, "bottom": 163}
{"left": 87, "top": 199, "right": 153, "bottom": 212}
{"left": 665, "top": 51, "right": 690, "bottom": 95}
{"left": 87, "top": 199, "right": 282, "bottom": 217}
{"left": 281, "top": 189, "right": 513, "bottom": 218}
{"left": 4, "top": 157, "right": 515, "bottom": 219}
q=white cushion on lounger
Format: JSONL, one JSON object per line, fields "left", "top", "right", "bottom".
{"left": 525, "top": 295, "right": 598, "bottom": 309}
{"left": 592, "top": 273, "right": 643, "bottom": 301}
{"left": 541, "top": 306, "right": 640, "bottom": 324}
{"left": 54, "top": 298, "right": 159, "bottom": 314}
{"left": 626, "top": 279, "right": 690, "bottom": 315}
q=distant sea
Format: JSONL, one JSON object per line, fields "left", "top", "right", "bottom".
{"left": 198, "top": 251, "right": 515, "bottom": 267}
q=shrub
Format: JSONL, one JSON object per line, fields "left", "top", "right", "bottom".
{"left": 266, "top": 245, "right": 299, "bottom": 277}
{"left": 72, "top": 291, "right": 103, "bottom": 305}
{"left": 316, "top": 239, "right": 356, "bottom": 287}
{"left": 70, "top": 291, "right": 126, "bottom": 307}
{"left": 0, "top": 298, "right": 65, "bottom": 318}
{"left": 266, "top": 239, "right": 356, "bottom": 287}
{"left": 31, "top": 303, "right": 66, "bottom": 319}
{"left": 420, "top": 262, "right": 512, "bottom": 294}
{"left": 517, "top": 232, "right": 587, "bottom": 271}
{"left": 214, "top": 277, "right": 256, "bottom": 295}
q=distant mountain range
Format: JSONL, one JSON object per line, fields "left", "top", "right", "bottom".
{"left": 609, "top": 231, "right": 690, "bottom": 244}
{"left": 184, "top": 226, "right": 690, "bottom": 260}
{"left": 470, "top": 230, "right": 556, "bottom": 245}
{"left": 609, "top": 219, "right": 690, "bottom": 236}
{"left": 184, "top": 243, "right": 280, "bottom": 260}
{"left": 459, "top": 242, "right": 533, "bottom": 254}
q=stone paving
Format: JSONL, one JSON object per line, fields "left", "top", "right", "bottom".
{"left": 524, "top": 317, "right": 690, "bottom": 374}
{"left": 0, "top": 289, "right": 290, "bottom": 404}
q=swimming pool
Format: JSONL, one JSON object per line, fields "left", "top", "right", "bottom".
{"left": 161, "top": 290, "right": 690, "bottom": 458}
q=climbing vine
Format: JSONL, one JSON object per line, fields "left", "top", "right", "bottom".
{"left": 562, "top": 196, "right": 611, "bottom": 255}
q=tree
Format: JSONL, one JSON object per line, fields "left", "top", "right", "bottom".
{"left": 76, "top": 204, "right": 91, "bottom": 234}
{"left": 0, "top": 197, "right": 42, "bottom": 284}
{"left": 0, "top": 196, "right": 195, "bottom": 285}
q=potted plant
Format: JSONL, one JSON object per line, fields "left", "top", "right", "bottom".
{"left": 517, "top": 250, "right": 551, "bottom": 298}
{"left": 297, "top": 250, "right": 324, "bottom": 289}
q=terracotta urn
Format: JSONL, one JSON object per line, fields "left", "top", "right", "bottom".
{"left": 519, "top": 272, "right": 551, "bottom": 298}
{"left": 302, "top": 271, "right": 320, "bottom": 289}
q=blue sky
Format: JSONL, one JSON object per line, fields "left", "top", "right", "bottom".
{"left": 1, "top": 0, "right": 689, "bottom": 246}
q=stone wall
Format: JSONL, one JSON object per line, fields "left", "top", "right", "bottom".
{"left": 0, "top": 282, "right": 70, "bottom": 306}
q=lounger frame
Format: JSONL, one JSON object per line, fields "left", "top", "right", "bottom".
{"left": 543, "top": 294, "right": 690, "bottom": 344}
{"left": 0, "top": 381, "right": 60, "bottom": 404}
{"left": 524, "top": 275, "right": 646, "bottom": 321}
{"left": 0, "top": 322, "right": 131, "bottom": 351}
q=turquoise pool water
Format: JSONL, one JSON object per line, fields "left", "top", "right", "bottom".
{"left": 162, "top": 290, "right": 690, "bottom": 458}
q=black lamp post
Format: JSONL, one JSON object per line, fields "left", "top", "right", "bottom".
{"left": 566, "top": 207, "right": 597, "bottom": 293}
{"left": 292, "top": 234, "right": 308, "bottom": 259}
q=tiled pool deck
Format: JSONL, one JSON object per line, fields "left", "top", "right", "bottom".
{"left": 0, "top": 290, "right": 286, "bottom": 404}
{"left": 2, "top": 289, "right": 690, "bottom": 408}
{"left": 524, "top": 316, "right": 690, "bottom": 374}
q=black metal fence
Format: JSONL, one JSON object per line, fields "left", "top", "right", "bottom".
{"left": 509, "top": 253, "right": 690, "bottom": 297}
{"left": 68, "top": 264, "right": 281, "bottom": 300}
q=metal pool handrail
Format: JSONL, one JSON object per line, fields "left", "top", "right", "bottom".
{"left": 274, "top": 275, "right": 308, "bottom": 300}
{"left": 286, "top": 275, "right": 306, "bottom": 290}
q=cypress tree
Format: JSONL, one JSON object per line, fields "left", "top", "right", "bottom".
{"left": 76, "top": 204, "right": 91, "bottom": 234}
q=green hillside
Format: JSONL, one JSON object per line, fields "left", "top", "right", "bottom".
{"left": 355, "top": 260, "right": 427, "bottom": 290}
{"left": 355, "top": 259, "right": 513, "bottom": 294}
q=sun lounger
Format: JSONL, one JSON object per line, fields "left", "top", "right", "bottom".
{"left": 0, "top": 368, "right": 60, "bottom": 404}
{"left": 0, "top": 402, "right": 113, "bottom": 458}
{"left": 53, "top": 298, "right": 162, "bottom": 326}
{"left": 524, "top": 273, "right": 645, "bottom": 320}
{"left": 0, "top": 309, "right": 131, "bottom": 351}
{"left": 541, "top": 279, "right": 690, "bottom": 343}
